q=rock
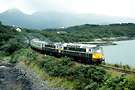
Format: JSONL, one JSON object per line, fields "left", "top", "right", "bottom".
{"left": 0, "top": 62, "right": 65, "bottom": 90}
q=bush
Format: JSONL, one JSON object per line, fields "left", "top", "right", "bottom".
{"left": 10, "top": 48, "right": 37, "bottom": 63}
{"left": 39, "top": 56, "right": 106, "bottom": 89}
{"left": 104, "top": 76, "right": 135, "bottom": 90}
{"left": 9, "top": 48, "right": 135, "bottom": 90}
{"left": 123, "top": 65, "right": 131, "bottom": 70}
{"left": 39, "top": 55, "right": 135, "bottom": 90}
{"left": 73, "top": 66, "right": 106, "bottom": 89}
{"left": 41, "top": 56, "right": 74, "bottom": 77}
{"left": 0, "top": 35, "right": 28, "bottom": 55}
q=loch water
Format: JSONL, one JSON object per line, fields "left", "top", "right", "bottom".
{"left": 102, "top": 40, "right": 135, "bottom": 67}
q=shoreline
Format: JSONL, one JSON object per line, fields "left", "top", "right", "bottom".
{"left": 103, "top": 62, "right": 135, "bottom": 71}
{"left": 77, "top": 36, "right": 135, "bottom": 46}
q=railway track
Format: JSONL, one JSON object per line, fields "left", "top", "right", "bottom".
{"left": 32, "top": 48, "right": 135, "bottom": 75}
{"left": 100, "top": 64, "right": 135, "bottom": 75}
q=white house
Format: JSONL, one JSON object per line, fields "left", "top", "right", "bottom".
{"left": 16, "top": 28, "right": 22, "bottom": 32}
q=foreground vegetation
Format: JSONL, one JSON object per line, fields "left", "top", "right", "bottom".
{"left": 1, "top": 21, "right": 135, "bottom": 89}
{"left": 9, "top": 48, "right": 135, "bottom": 90}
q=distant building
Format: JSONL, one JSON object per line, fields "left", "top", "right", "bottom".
{"left": 59, "top": 27, "right": 65, "bottom": 29}
{"left": 57, "top": 31, "right": 67, "bottom": 34}
{"left": 16, "top": 28, "right": 22, "bottom": 32}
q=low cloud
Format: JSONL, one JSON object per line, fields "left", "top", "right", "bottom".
{"left": 0, "top": 0, "right": 135, "bottom": 17}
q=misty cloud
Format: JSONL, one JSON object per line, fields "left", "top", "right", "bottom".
{"left": 0, "top": 0, "right": 135, "bottom": 18}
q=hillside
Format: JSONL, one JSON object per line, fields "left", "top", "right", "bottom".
{"left": 1, "top": 20, "right": 135, "bottom": 47}
{"left": 0, "top": 22, "right": 47, "bottom": 55}
{"left": 40, "top": 23, "right": 135, "bottom": 42}
{"left": 1, "top": 21, "right": 135, "bottom": 47}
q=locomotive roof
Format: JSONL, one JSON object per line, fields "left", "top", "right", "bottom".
{"left": 31, "top": 39, "right": 48, "bottom": 44}
{"left": 31, "top": 39, "right": 98, "bottom": 48}
{"left": 63, "top": 43, "right": 97, "bottom": 48}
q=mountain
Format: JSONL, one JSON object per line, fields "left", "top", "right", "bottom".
{"left": 0, "top": 9, "right": 135, "bottom": 29}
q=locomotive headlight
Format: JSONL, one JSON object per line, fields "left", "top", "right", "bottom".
{"left": 92, "top": 53, "right": 104, "bottom": 60}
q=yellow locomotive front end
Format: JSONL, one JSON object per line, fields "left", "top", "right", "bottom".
{"left": 91, "top": 46, "right": 105, "bottom": 63}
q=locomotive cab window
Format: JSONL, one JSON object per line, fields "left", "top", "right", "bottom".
{"left": 92, "top": 47, "right": 103, "bottom": 53}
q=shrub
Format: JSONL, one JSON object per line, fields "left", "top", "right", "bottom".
{"left": 10, "top": 48, "right": 37, "bottom": 63}
{"left": 123, "top": 65, "right": 131, "bottom": 70}
{"left": 9, "top": 48, "right": 135, "bottom": 90}
{"left": 41, "top": 56, "right": 74, "bottom": 77}
{"left": 104, "top": 76, "right": 135, "bottom": 90}
{"left": 40, "top": 56, "right": 106, "bottom": 89}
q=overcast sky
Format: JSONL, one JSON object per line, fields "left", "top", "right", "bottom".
{"left": 0, "top": 0, "right": 135, "bottom": 18}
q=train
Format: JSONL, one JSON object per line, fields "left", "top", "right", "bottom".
{"left": 30, "top": 39, "right": 105, "bottom": 64}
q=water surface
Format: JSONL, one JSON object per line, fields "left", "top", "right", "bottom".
{"left": 102, "top": 40, "right": 135, "bottom": 67}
